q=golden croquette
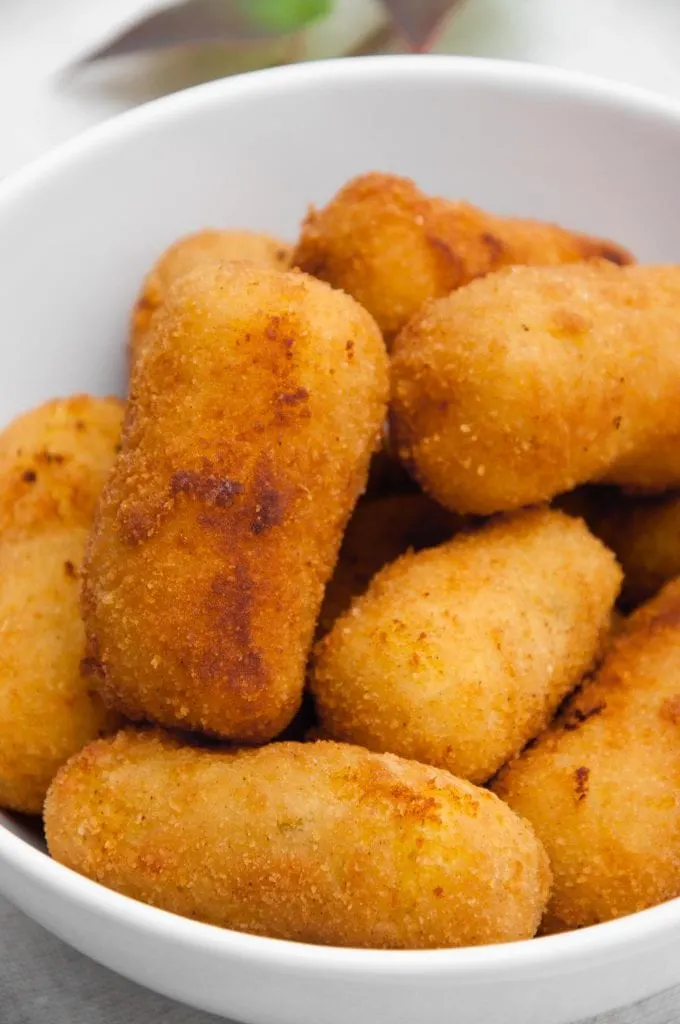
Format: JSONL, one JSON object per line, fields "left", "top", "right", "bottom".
{"left": 494, "top": 577, "right": 680, "bottom": 929}
{"left": 311, "top": 508, "right": 621, "bottom": 783}
{"left": 0, "top": 395, "right": 124, "bottom": 813}
{"left": 83, "top": 262, "right": 388, "bottom": 742}
{"left": 391, "top": 263, "right": 680, "bottom": 515}
{"left": 0, "top": 531, "right": 120, "bottom": 813}
{"left": 45, "top": 731, "right": 551, "bottom": 948}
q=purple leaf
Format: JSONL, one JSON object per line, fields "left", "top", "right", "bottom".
{"left": 72, "top": 0, "right": 284, "bottom": 65}
{"left": 378, "top": 0, "right": 467, "bottom": 52}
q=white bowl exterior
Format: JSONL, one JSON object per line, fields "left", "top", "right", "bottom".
{"left": 1, "top": 54, "right": 680, "bottom": 1024}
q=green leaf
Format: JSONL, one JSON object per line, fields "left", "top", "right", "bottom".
{"left": 244, "top": 0, "right": 333, "bottom": 34}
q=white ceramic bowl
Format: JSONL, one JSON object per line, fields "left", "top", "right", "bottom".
{"left": 1, "top": 55, "right": 680, "bottom": 1024}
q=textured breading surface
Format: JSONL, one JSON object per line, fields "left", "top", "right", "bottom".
{"left": 130, "top": 229, "right": 291, "bottom": 366}
{"left": 0, "top": 396, "right": 124, "bottom": 813}
{"left": 494, "top": 578, "right": 680, "bottom": 929}
{"left": 0, "top": 531, "right": 120, "bottom": 813}
{"left": 561, "top": 486, "right": 680, "bottom": 608}
{"left": 317, "top": 493, "right": 461, "bottom": 637}
{"left": 45, "top": 731, "right": 550, "bottom": 948}
{"left": 0, "top": 395, "right": 124, "bottom": 533}
{"left": 311, "top": 508, "right": 620, "bottom": 783}
{"left": 83, "top": 263, "right": 388, "bottom": 741}
{"left": 293, "top": 172, "right": 633, "bottom": 341}
{"left": 391, "top": 264, "right": 680, "bottom": 515}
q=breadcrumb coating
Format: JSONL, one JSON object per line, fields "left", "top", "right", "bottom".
{"left": 0, "top": 396, "right": 124, "bottom": 813}
{"left": 391, "top": 263, "right": 680, "bottom": 514}
{"left": 317, "top": 493, "right": 461, "bottom": 637}
{"left": 45, "top": 731, "right": 550, "bottom": 948}
{"left": 311, "top": 508, "right": 620, "bottom": 783}
{"left": 293, "top": 172, "right": 632, "bottom": 342}
{"left": 0, "top": 395, "right": 123, "bottom": 533}
{"left": 494, "top": 577, "right": 680, "bottom": 929}
{"left": 130, "top": 229, "right": 291, "bottom": 366}
{"left": 83, "top": 262, "right": 388, "bottom": 741}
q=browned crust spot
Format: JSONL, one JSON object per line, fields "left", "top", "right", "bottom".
{"left": 275, "top": 387, "right": 309, "bottom": 407}
{"left": 249, "top": 457, "right": 289, "bottom": 536}
{"left": 170, "top": 471, "right": 244, "bottom": 508}
{"left": 202, "top": 564, "right": 266, "bottom": 694}
{"left": 38, "top": 450, "right": 65, "bottom": 465}
{"left": 574, "top": 766, "right": 590, "bottom": 802}
{"left": 598, "top": 244, "right": 631, "bottom": 267}
{"left": 426, "top": 233, "right": 464, "bottom": 285}
{"left": 118, "top": 504, "right": 159, "bottom": 545}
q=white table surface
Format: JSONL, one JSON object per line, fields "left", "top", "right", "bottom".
{"left": 1, "top": 1, "right": 680, "bottom": 1021}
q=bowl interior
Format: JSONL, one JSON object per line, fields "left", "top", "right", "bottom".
{"left": 1, "top": 53, "right": 680, "bottom": 944}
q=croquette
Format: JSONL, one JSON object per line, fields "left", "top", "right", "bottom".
{"left": 83, "top": 262, "right": 388, "bottom": 742}
{"left": 0, "top": 531, "right": 120, "bottom": 813}
{"left": 45, "top": 730, "right": 550, "bottom": 948}
{"left": 494, "top": 578, "right": 680, "bottom": 929}
{"left": 311, "top": 508, "right": 620, "bottom": 783}
{"left": 0, "top": 394, "right": 124, "bottom": 533}
{"left": 0, "top": 396, "right": 124, "bottom": 813}
{"left": 391, "top": 263, "right": 680, "bottom": 515}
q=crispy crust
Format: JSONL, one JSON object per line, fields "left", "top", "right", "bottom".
{"left": 45, "top": 731, "right": 550, "bottom": 948}
{"left": 293, "top": 172, "right": 633, "bottom": 342}
{"left": 0, "top": 395, "right": 123, "bottom": 534}
{"left": 311, "top": 508, "right": 621, "bottom": 783}
{"left": 317, "top": 494, "right": 461, "bottom": 637}
{"left": 129, "top": 229, "right": 291, "bottom": 367}
{"left": 494, "top": 577, "right": 680, "bottom": 928}
{"left": 391, "top": 263, "right": 680, "bottom": 514}
{"left": 0, "top": 396, "right": 124, "bottom": 813}
{"left": 84, "top": 262, "right": 388, "bottom": 741}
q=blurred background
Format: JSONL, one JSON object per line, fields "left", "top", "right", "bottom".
{"left": 2, "top": 0, "right": 680, "bottom": 179}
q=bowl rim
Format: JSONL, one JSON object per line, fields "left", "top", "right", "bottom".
{"left": 2, "top": 52, "right": 680, "bottom": 216}
{"left": 2, "top": 52, "right": 680, "bottom": 974}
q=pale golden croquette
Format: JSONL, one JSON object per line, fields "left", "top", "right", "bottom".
{"left": 0, "top": 395, "right": 124, "bottom": 813}
{"left": 311, "top": 508, "right": 620, "bottom": 783}
{"left": 391, "top": 263, "right": 680, "bottom": 515}
{"left": 45, "top": 731, "right": 550, "bottom": 948}
{"left": 494, "top": 577, "right": 680, "bottom": 929}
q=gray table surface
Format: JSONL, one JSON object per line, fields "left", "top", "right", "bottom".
{"left": 0, "top": 896, "right": 677, "bottom": 1024}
